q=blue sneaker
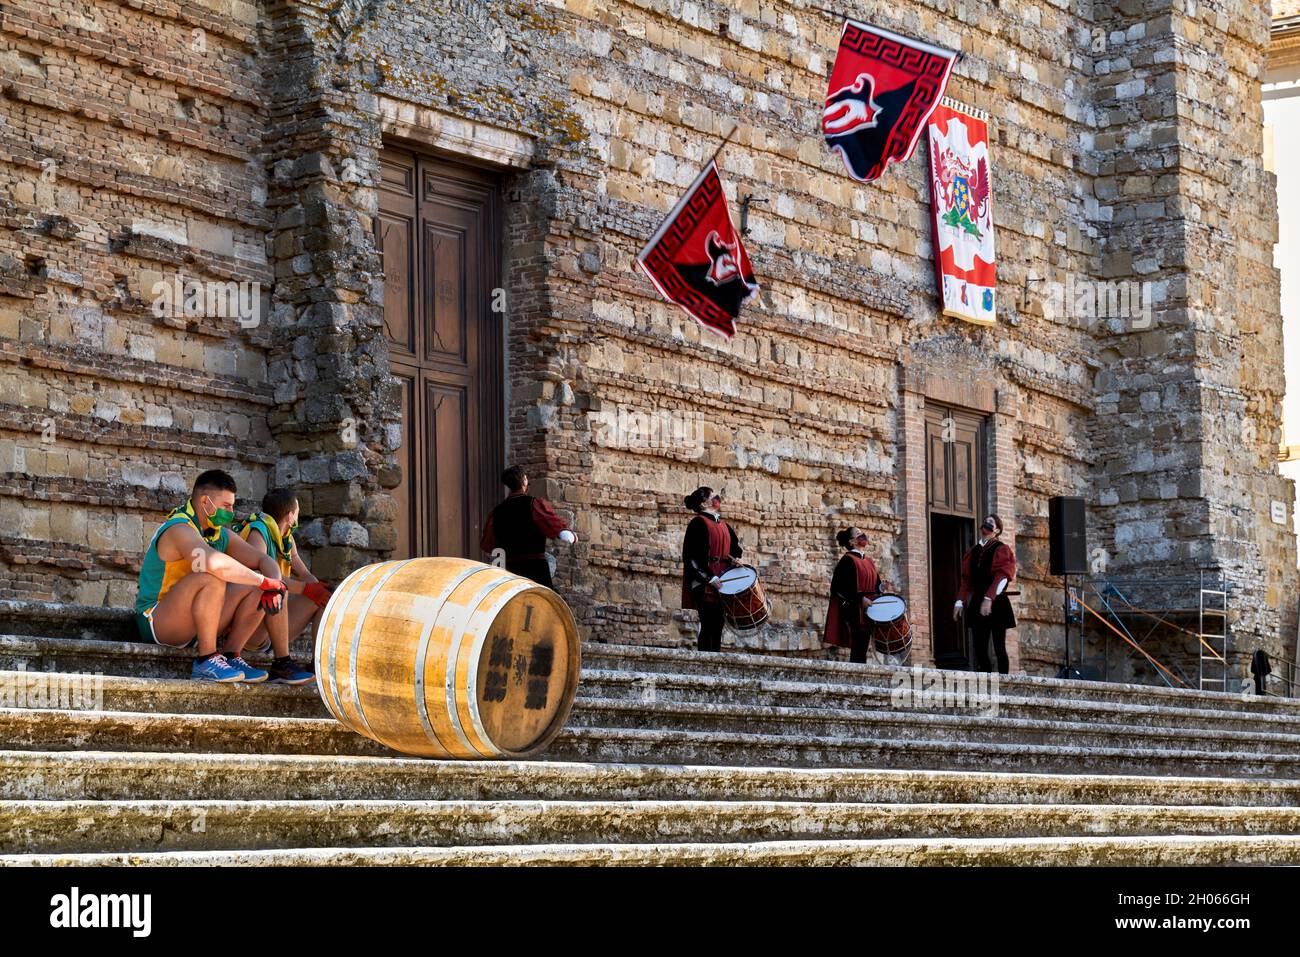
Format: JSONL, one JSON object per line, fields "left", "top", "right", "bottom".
{"left": 267, "top": 657, "right": 316, "bottom": 686}
{"left": 224, "top": 655, "right": 268, "bottom": 684}
{"left": 192, "top": 654, "right": 246, "bottom": 683}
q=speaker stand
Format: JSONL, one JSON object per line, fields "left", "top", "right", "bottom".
{"left": 1063, "top": 573, "right": 1070, "bottom": 674}
{"left": 1058, "top": 573, "right": 1074, "bottom": 680}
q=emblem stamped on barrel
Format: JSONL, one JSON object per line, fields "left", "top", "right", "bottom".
{"left": 483, "top": 620, "right": 554, "bottom": 710}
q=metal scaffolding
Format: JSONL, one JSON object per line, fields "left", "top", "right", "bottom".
{"left": 1067, "top": 571, "right": 1230, "bottom": 691}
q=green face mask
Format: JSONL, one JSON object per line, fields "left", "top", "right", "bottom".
{"left": 203, "top": 498, "right": 235, "bottom": 528}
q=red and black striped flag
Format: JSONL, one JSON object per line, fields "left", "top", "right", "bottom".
{"left": 636, "top": 161, "right": 758, "bottom": 340}
{"left": 823, "top": 19, "right": 958, "bottom": 183}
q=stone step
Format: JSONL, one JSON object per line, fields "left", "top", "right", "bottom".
{"left": 0, "top": 635, "right": 192, "bottom": 679}
{"left": 0, "top": 708, "right": 388, "bottom": 757}
{"left": 5, "top": 633, "right": 1291, "bottom": 720}
{"left": 2, "top": 707, "right": 1299, "bottom": 777}
{"left": 581, "top": 669, "right": 1300, "bottom": 736}
{"left": 6, "top": 834, "right": 1300, "bottom": 866}
{"left": 0, "top": 601, "right": 135, "bottom": 643}
{"left": 566, "top": 697, "right": 1300, "bottom": 758}
{"left": 8, "top": 750, "right": 1300, "bottom": 805}
{"left": 555, "top": 726, "right": 1300, "bottom": 778}
{"left": 5, "top": 667, "right": 1298, "bottom": 761}
{"left": 0, "top": 634, "right": 315, "bottom": 680}
{"left": 0, "top": 601, "right": 315, "bottom": 654}
{"left": 0, "top": 670, "right": 325, "bottom": 718}
{"left": 3, "top": 633, "right": 1290, "bottom": 743}
{"left": 6, "top": 798, "right": 1300, "bottom": 855}
{"left": 7, "top": 670, "right": 1296, "bottom": 761}
{"left": 583, "top": 643, "right": 1294, "bottom": 717}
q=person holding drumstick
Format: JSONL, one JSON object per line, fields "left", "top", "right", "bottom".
{"left": 824, "top": 527, "right": 890, "bottom": 663}
{"left": 681, "top": 485, "right": 743, "bottom": 652}
{"left": 954, "top": 513, "right": 1017, "bottom": 673}
{"left": 480, "top": 466, "right": 577, "bottom": 589}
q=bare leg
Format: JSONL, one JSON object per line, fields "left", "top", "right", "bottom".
{"left": 264, "top": 595, "right": 291, "bottom": 657}
{"left": 218, "top": 584, "right": 265, "bottom": 656}
{"left": 288, "top": 597, "right": 324, "bottom": 652}
{"left": 246, "top": 594, "right": 319, "bottom": 657}
{"left": 150, "top": 572, "right": 227, "bottom": 654}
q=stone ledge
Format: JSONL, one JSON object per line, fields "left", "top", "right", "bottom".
{"left": 377, "top": 97, "right": 536, "bottom": 170}
{"left": 0, "top": 339, "right": 274, "bottom": 407}
{"left": 7, "top": 834, "right": 1300, "bottom": 867}
{"left": 0, "top": 600, "right": 133, "bottom": 641}
{"left": 6, "top": 799, "right": 1300, "bottom": 856}
{"left": 0, "top": 614, "right": 1293, "bottom": 715}
{"left": 7, "top": 751, "right": 1300, "bottom": 805}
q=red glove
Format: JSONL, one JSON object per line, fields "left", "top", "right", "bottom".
{"left": 303, "top": 581, "right": 333, "bottom": 608}
{"left": 258, "top": 577, "right": 287, "bottom": 616}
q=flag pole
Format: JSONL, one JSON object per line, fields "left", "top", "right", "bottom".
{"left": 633, "top": 121, "right": 742, "bottom": 276}
{"left": 704, "top": 121, "right": 740, "bottom": 170}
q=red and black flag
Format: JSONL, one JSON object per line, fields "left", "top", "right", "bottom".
{"left": 823, "top": 19, "right": 957, "bottom": 183}
{"left": 636, "top": 161, "right": 758, "bottom": 340}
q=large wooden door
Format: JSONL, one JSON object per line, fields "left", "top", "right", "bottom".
{"left": 377, "top": 149, "right": 503, "bottom": 560}
{"left": 926, "top": 406, "right": 985, "bottom": 668}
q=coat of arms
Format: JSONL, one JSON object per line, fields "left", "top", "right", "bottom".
{"left": 932, "top": 143, "right": 990, "bottom": 241}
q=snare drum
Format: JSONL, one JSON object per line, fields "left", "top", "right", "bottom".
{"left": 866, "top": 594, "right": 911, "bottom": 656}
{"left": 715, "top": 565, "right": 771, "bottom": 630}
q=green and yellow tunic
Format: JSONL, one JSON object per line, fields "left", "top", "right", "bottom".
{"left": 134, "top": 500, "right": 230, "bottom": 641}
{"left": 235, "top": 512, "right": 295, "bottom": 578}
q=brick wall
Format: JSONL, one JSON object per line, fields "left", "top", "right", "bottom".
{"left": 0, "top": 0, "right": 274, "bottom": 605}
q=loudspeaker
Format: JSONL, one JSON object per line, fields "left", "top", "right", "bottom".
{"left": 1049, "top": 495, "right": 1087, "bottom": 575}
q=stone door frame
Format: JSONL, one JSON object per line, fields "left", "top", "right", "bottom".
{"left": 376, "top": 97, "right": 536, "bottom": 171}
{"left": 898, "top": 343, "right": 1020, "bottom": 670}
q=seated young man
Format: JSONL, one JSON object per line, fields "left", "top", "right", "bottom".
{"left": 135, "top": 469, "right": 289, "bottom": 683}
{"left": 235, "top": 488, "right": 329, "bottom": 685}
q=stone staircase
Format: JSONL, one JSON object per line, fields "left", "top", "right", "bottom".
{"left": 3, "top": 601, "right": 1300, "bottom": 864}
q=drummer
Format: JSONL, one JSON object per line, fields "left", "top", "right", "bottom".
{"left": 681, "top": 485, "right": 743, "bottom": 652}
{"left": 824, "top": 526, "right": 890, "bottom": 663}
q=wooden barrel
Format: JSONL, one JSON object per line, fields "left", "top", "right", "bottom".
{"left": 314, "top": 557, "right": 581, "bottom": 759}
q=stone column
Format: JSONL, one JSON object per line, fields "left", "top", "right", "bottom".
{"left": 261, "top": 0, "right": 401, "bottom": 583}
